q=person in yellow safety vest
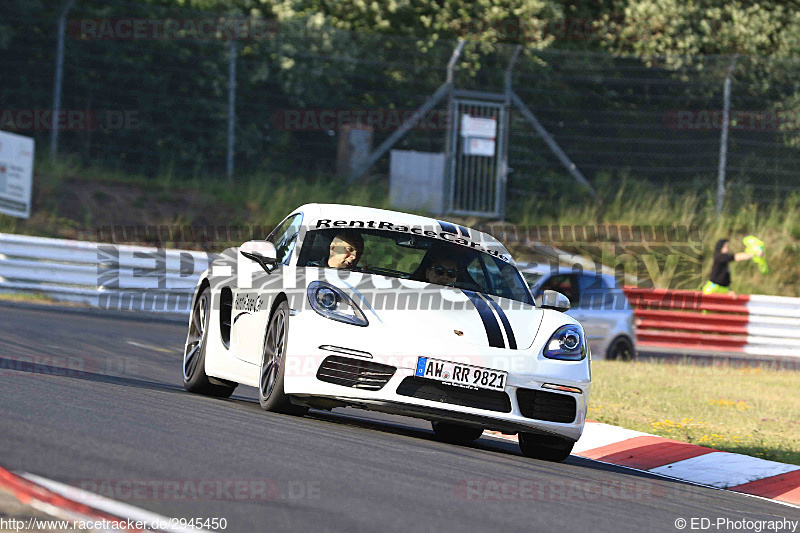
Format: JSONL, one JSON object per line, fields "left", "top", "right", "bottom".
{"left": 702, "top": 238, "right": 762, "bottom": 297}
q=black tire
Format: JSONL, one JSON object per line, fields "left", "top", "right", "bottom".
{"left": 606, "top": 335, "right": 635, "bottom": 361}
{"left": 518, "top": 433, "right": 574, "bottom": 462}
{"left": 259, "top": 300, "right": 309, "bottom": 416}
{"left": 183, "top": 288, "right": 237, "bottom": 398}
{"left": 431, "top": 421, "right": 484, "bottom": 444}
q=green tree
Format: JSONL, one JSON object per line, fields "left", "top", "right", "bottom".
{"left": 254, "top": 0, "right": 562, "bottom": 47}
{"left": 597, "top": 0, "right": 800, "bottom": 65}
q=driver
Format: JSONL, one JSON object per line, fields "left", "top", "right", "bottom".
{"left": 327, "top": 231, "right": 364, "bottom": 268}
{"left": 425, "top": 257, "right": 459, "bottom": 286}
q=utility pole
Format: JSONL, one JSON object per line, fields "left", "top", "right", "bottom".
{"left": 50, "top": 0, "right": 76, "bottom": 160}
{"left": 717, "top": 54, "right": 738, "bottom": 216}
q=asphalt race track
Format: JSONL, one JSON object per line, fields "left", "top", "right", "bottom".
{"left": 1, "top": 301, "right": 798, "bottom": 532}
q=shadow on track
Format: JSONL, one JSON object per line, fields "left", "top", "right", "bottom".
{"left": 219, "top": 395, "right": 701, "bottom": 488}
{"left": 0, "top": 356, "right": 183, "bottom": 394}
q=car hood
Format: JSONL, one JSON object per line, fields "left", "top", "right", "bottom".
{"left": 346, "top": 279, "right": 544, "bottom": 351}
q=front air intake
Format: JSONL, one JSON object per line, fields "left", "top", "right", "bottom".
{"left": 516, "top": 388, "right": 576, "bottom": 423}
{"left": 316, "top": 356, "right": 396, "bottom": 391}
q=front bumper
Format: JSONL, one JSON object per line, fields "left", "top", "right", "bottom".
{"left": 282, "top": 309, "right": 591, "bottom": 442}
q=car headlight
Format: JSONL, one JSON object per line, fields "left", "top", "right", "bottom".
{"left": 307, "top": 281, "right": 369, "bottom": 327}
{"left": 543, "top": 325, "right": 587, "bottom": 361}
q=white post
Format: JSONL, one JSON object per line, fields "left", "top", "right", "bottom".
{"left": 717, "top": 55, "right": 738, "bottom": 216}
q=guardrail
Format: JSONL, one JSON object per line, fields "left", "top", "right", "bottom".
{"left": 623, "top": 287, "right": 800, "bottom": 359}
{"left": 0, "top": 233, "right": 212, "bottom": 314}
{"left": 2, "top": 232, "right": 799, "bottom": 359}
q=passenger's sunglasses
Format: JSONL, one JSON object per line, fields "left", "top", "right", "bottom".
{"left": 429, "top": 266, "right": 458, "bottom": 279}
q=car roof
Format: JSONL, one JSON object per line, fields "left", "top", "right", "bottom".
{"left": 292, "top": 203, "right": 515, "bottom": 264}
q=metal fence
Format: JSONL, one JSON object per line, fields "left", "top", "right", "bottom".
{"left": 0, "top": 232, "right": 210, "bottom": 314}
{"left": 2, "top": 1, "right": 800, "bottom": 208}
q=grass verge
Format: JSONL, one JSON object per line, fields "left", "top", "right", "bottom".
{"left": 0, "top": 292, "right": 54, "bottom": 303}
{"left": 510, "top": 175, "right": 800, "bottom": 296}
{"left": 590, "top": 359, "right": 800, "bottom": 466}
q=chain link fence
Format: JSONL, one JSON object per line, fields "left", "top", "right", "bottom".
{"left": 2, "top": 0, "right": 799, "bottom": 205}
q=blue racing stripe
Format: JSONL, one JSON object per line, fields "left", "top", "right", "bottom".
{"left": 457, "top": 225, "right": 471, "bottom": 238}
{"left": 437, "top": 220, "right": 459, "bottom": 234}
{"left": 463, "top": 290, "right": 505, "bottom": 348}
{"left": 482, "top": 294, "right": 517, "bottom": 350}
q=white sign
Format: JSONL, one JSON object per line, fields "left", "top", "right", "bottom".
{"left": 0, "top": 131, "right": 35, "bottom": 219}
{"left": 460, "top": 114, "right": 497, "bottom": 139}
{"left": 463, "top": 137, "right": 496, "bottom": 157}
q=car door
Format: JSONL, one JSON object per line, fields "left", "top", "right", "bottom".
{"left": 231, "top": 213, "right": 302, "bottom": 365}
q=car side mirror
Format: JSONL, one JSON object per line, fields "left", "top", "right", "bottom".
{"left": 240, "top": 240, "right": 278, "bottom": 273}
{"left": 540, "top": 290, "right": 570, "bottom": 312}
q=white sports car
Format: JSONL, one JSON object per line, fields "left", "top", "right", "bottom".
{"left": 183, "top": 204, "right": 591, "bottom": 461}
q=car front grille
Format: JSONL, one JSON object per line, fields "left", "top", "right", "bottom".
{"left": 315, "top": 356, "right": 396, "bottom": 391}
{"left": 395, "top": 377, "right": 512, "bottom": 413}
{"left": 516, "top": 388, "right": 577, "bottom": 423}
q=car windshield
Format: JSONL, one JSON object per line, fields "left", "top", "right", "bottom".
{"left": 296, "top": 228, "right": 533, "bottom": 305}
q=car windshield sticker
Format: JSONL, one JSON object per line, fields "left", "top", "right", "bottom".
{"left": 481, "top": 294, "right": 517, "bottom": 350}
{"left": 436, "top": 220, "right": 471, "bottom": 239}
{"left": 462, "top": 290, "right": 505, "bottom": 348}
{"left": 313, "top": 219, "right": 510, "bottom": 261}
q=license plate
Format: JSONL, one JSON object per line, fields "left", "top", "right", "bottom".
{"left": 415, "top": 357, "right": 507, "bottom": 392}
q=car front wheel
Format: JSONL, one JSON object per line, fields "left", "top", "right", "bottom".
{"left": 606, "top": 336, "right": 635, "bottom": 361}
{"left": 259, "top": 300, "right": 308, "bottom": 416}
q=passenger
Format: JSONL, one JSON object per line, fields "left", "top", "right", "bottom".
{"left": 425, "top": 257, "right": 459, "bottom": 286}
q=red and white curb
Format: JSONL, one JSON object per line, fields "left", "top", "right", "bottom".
{"left": 486, "top": 422, "right": 800, "bottom": 507}
{"left": 624, "top": 288, "right": 800, "bottom": 359}
{"left": 0, "top": 466, "right": 205, "bottom": 532}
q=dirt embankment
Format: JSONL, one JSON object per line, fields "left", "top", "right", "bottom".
{"left": 12, "top": 176, "right": 248, "bottom": 249}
